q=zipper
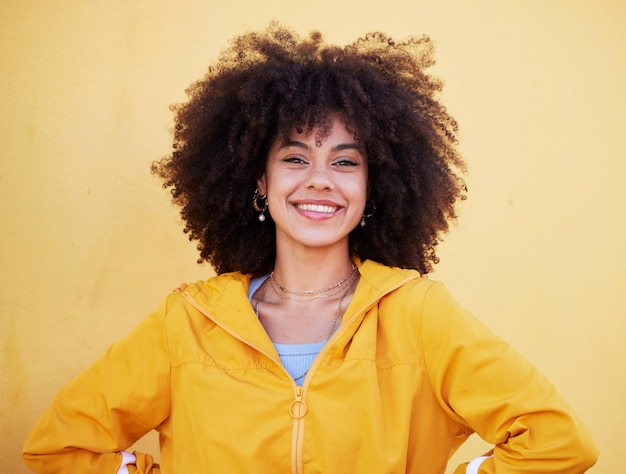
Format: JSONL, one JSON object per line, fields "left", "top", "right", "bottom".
{"left": 290, "top": 386, "right": 306, "bottom": 474}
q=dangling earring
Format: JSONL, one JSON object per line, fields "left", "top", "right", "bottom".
{"left": 252, "top": 188, "right": 268, "bottom": 222}
{"left": 360, "top": 200, "right": 376, "bottom": 227}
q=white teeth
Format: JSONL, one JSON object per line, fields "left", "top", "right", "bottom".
{"left": 297, "top": 203, "right": 337, "bottom": 213}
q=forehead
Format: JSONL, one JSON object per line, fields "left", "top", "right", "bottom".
{"left": 275, "top": 115, "right": 363, "bottom": 150}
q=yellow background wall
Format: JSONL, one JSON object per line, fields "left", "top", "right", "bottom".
{"left": 1, "top": 0, "right": 624, "bottom": 472}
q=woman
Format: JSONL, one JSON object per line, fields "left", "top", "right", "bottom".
{"left": 23, "top": 23, "right": 598, "bottom": 473}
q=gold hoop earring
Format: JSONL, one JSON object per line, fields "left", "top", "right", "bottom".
{"left": 253, "top": 188, "right": 268, "bottom": 222}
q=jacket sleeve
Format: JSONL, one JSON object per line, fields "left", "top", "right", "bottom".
{"left": 419, "top": 281, "right": 598, "bottom": 473}
{"left": 22, "top": 298, "right": 172, "bottom": 473}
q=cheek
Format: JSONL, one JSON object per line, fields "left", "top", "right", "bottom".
{"left": 264, "top": 175, "right": 291, "bottom": 211}
{"left": 355, "top": 177, "right": 368, "bottom": 206}
{"left": 347, "top": 188, "right": 367, "bottom": 221}
{"left": 264, "top": 173, "right": 282, "bottom": 198}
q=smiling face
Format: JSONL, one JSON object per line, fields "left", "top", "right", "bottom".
{"left": 257, "top": 116, "right": 368, "bottom": 256}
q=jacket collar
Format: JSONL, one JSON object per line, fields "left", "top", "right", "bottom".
{"left": 353, "top": 259, "right": 421, "bottom": 302}
{"left": 182, "top": 259, "right": 422, "bottom": 357}
{"left": 182, "top": 271, "right": 274, "bottom": 355}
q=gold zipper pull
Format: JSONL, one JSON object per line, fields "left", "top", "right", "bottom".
{"left": 289, "top": 386, "right": 308, "bottom": 419}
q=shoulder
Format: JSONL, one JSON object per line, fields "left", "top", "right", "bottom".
{"left": 357, "top": 259, "right": 456, "bottom": 314}
{"left": 172, "top": 271, "right": 249, "bottom": 294}
{"left": 380, "top": 277, "right": 458, "bottom": 327}
{"left": 162, "top": 271, "right": 252, "bottom": 317}
{"left": 372, "top": 269, "right": 486, "bottom": 344}
{"left": 170, "top": 271, "right": 250, "bottom": 299}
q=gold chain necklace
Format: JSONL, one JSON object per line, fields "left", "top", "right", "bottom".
{"left": 269, "top": 264, "right": 358, "bottom": 301}
{"left": 254, "top": 275, "right": 357, "bottom": 383}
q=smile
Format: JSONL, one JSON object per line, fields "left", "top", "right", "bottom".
{"left": 296, "top": 203, "right": 338, "bottom": 214}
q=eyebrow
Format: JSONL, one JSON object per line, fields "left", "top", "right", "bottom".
{"left": 279, "top": 140, "right": 360, "bottom": 152}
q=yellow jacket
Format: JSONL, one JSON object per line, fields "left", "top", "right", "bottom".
{"left": 23, "top": 260, "right": 598, "bottom": 473}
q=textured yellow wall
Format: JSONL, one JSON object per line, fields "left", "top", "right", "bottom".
{"left": 2, "top": 1, "right": 624, "bottom": 472}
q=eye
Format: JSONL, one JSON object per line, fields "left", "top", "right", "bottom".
{"left": 282, "top": 155, "right": 308, "bottom": 164}
{"left": 333, "top": 158, "right": 359, "bottom": 167}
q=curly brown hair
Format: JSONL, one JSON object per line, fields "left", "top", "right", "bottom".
{"left": 152, "top": 22, "right": 467, "bottom": 276}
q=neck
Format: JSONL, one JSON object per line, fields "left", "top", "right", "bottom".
{"left": 272, "top": 245, "right": 355, "bottom": 294}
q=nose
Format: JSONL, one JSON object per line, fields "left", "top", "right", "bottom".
{"left": 305, "top": 164, "right": 334, "bottom": 190}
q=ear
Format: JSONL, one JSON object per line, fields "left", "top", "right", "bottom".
{"left": 256, "top": 174, "right": 267, "bottom": 195}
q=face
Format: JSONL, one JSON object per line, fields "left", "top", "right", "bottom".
{"left": 257, "top": 116, "right": 368, "bottom": 255}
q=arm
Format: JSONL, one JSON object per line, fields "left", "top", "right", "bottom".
{"left": 22, "top": 298, "right": 172, "bottom": 473}
{"left": 420, "top": 282, "right": 598, "bottom": 473}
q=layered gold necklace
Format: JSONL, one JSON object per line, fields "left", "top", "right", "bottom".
{"left": 268, "top": 263, "right": 359, "bottom": 302}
